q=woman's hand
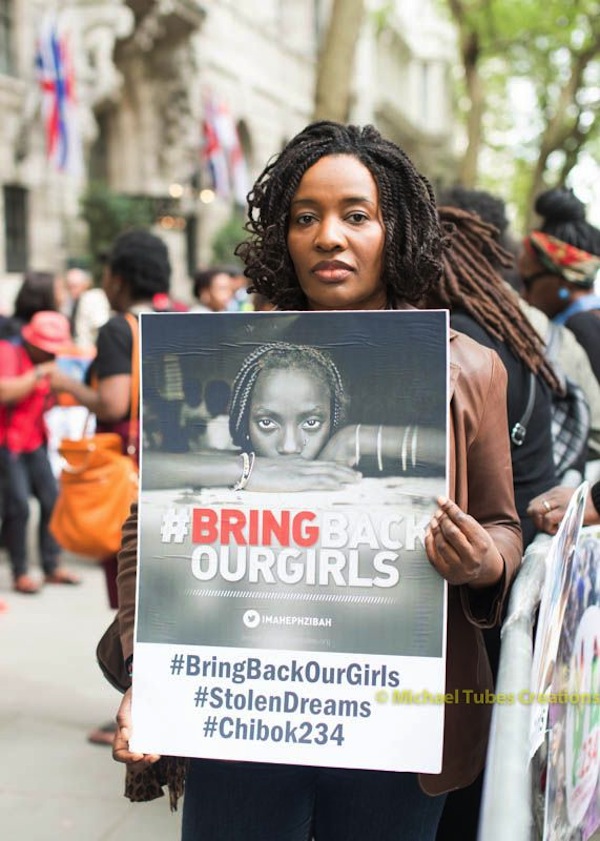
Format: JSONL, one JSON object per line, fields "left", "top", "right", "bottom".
{"left": 527, "top": 487, "right": 575, "bottom": 535}
{"left": 35, "top": 361, "right": 58, "bottom": 380}
{"left": 112, "top": 687, "right": 161, "bottom": 769}
{"left": 246, "top": 456, "right": 361, "bottom": 492}
{"left": 46, "top": 367, "right": 73, "bottom": 393}
{"left": 425, "top": 497, "right": 504, "bottom": 588}
{"left": 527, "top": 485, "right": 600, "bottom": 535}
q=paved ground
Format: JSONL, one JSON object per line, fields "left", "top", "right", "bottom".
{"left": 0, "top": 543, "right": 182, "bottom": 841}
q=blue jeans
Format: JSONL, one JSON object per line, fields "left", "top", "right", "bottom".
{"left": 181, "top": 760, "right": 446, "bottom": 841}
{"left": 0, "top": 446, "right": 60, "bottom": 578}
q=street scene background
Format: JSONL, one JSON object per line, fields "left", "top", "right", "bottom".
{"left": 0, "top": 513, "right": 181, "bottom": 840}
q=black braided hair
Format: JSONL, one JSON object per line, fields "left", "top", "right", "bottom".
{"left": 229, "top": 342, "right": 348, "bottom": 448}
{"left": 235, "top": 121, "right": 446, "bottom": 309}
{"left": 535, "top": 188, "right": 600, "bottom": 257}
{"left": 108, "top": 229, "right": 171, "bottom": 300}
{"left": 426, "top": 206, "right": 560, "bottom": 392}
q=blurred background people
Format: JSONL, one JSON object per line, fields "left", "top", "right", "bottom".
{"left": 48, "top": 229, "right": 172, "bottom": 745}
{"left": 222, "top": 263, "right": 253, "bottom": 312}
{"left": 440, "top": 186, "right": 600, "bottom": 469}
{"left": 0, "top": 271, "right": 63, "bottom": 341}
{"left": 0, "top": 271, "right": 74, "bottom": 585}
{"left": 518, "top": 189, "right": 600, "bottom": 383}
{"left": 63, "top": 267, "right": 111, "bottom": 351}
{"left": 190, "top": 266, "right": 234, "bottom": 312}
{"left": 0, "top": 311, "right": 80, "bottom": 594}
{"left": 201, "top": 379, "right": 235, "bottom": 451}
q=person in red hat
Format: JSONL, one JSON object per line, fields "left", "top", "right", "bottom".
{"left": 0, "top": 311, "right": 80, "bottom": 593}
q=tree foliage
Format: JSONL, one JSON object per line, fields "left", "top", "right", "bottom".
{"left": 211, "top": 210, "right": 246, "bottom": 267}
{"left": 80, "top": 183, "right": 155, "bottom": 281}
{"left": 440, "top": 0, "right": 600, "bottom": 228}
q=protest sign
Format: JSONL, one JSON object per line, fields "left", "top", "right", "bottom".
{"left": 530, "top": 483, "right": 588, "bottom": 758}
{"left": 544, "top": 530, "right": 600, "bottom": 841}
{"left": 131, "top": 310, "right": 449, "bottom": 772}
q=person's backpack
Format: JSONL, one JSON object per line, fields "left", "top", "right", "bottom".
{"left": 511, "top": 325, "right": 590, "bottom": 480}
{"left": 546, "top": 325, "right": 590, "bottom": 479}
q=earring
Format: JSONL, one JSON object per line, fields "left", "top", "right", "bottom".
{"left": 558, "top": 288, "right": 570, "bottom": 300}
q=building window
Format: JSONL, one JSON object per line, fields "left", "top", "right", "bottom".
{"left": 0, "top": 0, "right": 13, "bottom": 76}
{"left": 4, "top": 185, "right": 28, "bottom": 272}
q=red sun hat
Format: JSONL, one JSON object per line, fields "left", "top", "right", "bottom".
{"left": 21, "top": 311, "right": 72, "bottom": 355}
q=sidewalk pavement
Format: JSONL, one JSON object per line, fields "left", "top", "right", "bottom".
{"left": 0, "top": 549, "right": 182, "bottom": 840}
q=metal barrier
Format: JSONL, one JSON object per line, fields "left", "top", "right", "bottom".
{"left": 478, "top": 533, "right": 552, "bottom": 841}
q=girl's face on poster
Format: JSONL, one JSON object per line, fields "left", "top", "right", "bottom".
{"left": 249, "top": 367, "right": 332, "bottom": 459}
{"left": 286, "top": 154, "right": 387, "bottom": 311}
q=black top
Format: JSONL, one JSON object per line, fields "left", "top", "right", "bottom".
{"left": 451, "top": 310, "right": 557, "bottom": 548}
{"left": 87, "top": 314, "right": 134, "bottom": 435}
{"left": 95, "top": 314, "right": 133, "bottom": 382}
{"left": 566, "top": 309, "right": 600, "bottom": 384}
{"left": 591, "top": 481, "right": 600, "bottom": 516}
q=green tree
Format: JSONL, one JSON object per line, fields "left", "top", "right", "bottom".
{"left": 80, "top": 183, "right": 155, "bottom": 281}
{"left": 211, "top": 210, "right": 246, "bottom": 266}
{"left": 440, "top": 0, "right": 600, "bottom": 227}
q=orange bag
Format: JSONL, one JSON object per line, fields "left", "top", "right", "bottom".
{"left": 49, "top": 314, "right": 140, "bottom": 559}
{"left": 49, "top": 433, "right": 138, "bottom": 558}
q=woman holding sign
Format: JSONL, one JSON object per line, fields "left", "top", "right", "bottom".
{"left": 113, "top": 121, "right": 522, "bottom": 840}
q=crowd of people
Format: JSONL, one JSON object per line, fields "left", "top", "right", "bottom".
{"left": 1, "top": 117, "right": 600, "bottom": 839}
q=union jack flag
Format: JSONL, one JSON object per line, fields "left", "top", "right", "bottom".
{"left": 35, "top": 16, "right": 83, "bottom": 176}
{"left": 201, "top": 95, "right": 249, "bottom": 204}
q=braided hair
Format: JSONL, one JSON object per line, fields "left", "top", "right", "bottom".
{"left": 427, "top": 207, "right": 560, "bottom": 392}
{"left": 108, "top": 229, "right": 171, "bottom": 300}
{"left": 535, "top": 188, "right": 600, "bottom": 257}
{"left": 229, "top": 342, "right": 348, "bottom": 448}
{"left": 235, "top": 121, "right": 445, "bottom": 310}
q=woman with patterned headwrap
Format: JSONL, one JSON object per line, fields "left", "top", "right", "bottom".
{"left": 518, "top": 188, "right": 600, "bottom": 382}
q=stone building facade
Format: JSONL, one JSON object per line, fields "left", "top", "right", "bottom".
{"left": 0, "top": 0, "right": 457, "bottom": 308}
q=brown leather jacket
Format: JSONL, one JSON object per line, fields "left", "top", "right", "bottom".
{"left": 117, "top": 329, "right": 522, "bottom": 797}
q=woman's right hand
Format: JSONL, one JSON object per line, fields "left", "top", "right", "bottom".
{"left": 35, "top": 361, "right": 58, "bottom": 380}
{"left": 113, "top": 686, "right": 161, "bottom": 768}
{"left": 246, "top": 456, "right": 361, "bottom": 492}
{"left": 319, "top": 426, "right": 360, "bottom": 466}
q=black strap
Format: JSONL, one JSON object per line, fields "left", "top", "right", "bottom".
{"left": 511, "top": 372, "right": 536, "bottom": 447}
{"left": 591, "top": 481, "right": 600, "bottom": 516}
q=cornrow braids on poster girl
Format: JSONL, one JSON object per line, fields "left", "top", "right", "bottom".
{"left": 235, "top": 120, "right": 447, "bottom": 310}
{"left": 229, "top": 342, "right": 348, "bottom": 448}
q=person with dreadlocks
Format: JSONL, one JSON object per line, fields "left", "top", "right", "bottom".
{"left": 425, "top": 206, "right": 560, "bottom": 550}
{"left": 438, "top": 186, "right": 600, "bottom": 466}
{"left": 422, "top": 206, "right": 560, "bottom": 841}
{"left": 111, "top": 121, "right": 522, "bottom": 841}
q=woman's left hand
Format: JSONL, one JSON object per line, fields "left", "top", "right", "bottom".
{"left": 425, "top": 497, "right": 504, "bottom": 588}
